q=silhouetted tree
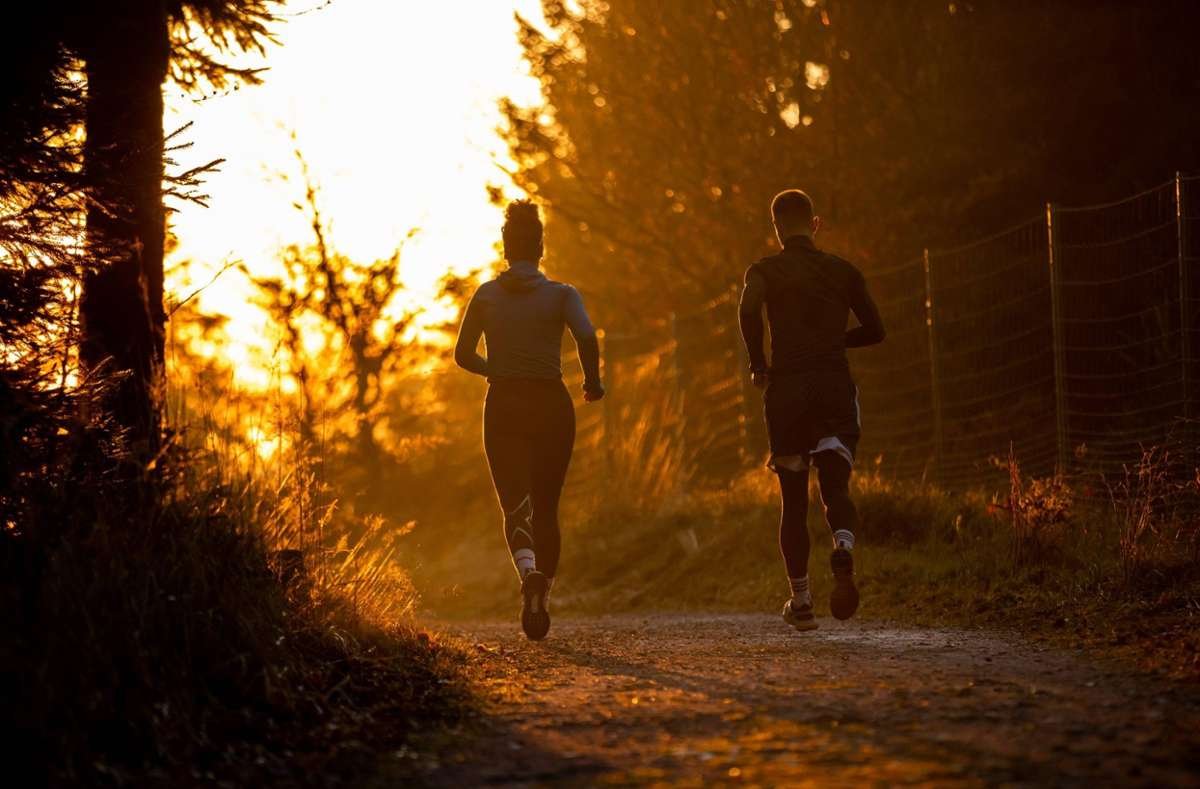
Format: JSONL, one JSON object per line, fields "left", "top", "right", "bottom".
{"left": 0, "top": 6, "right": 96, "bottom": 528}
{"left": 73, "top": 0, "right": 282, "bottom": 459}
{"left": 502, "top": 1, "right": 1200, "bottom": 329}
{"left": 249, "top": 146, "right": 427, "bottom": 513}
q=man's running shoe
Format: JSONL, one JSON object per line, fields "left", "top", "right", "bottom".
{"left": 520, "top": 570, "right": 550, "bottom": 641}
{"left": 829, "top": 548, "right": 859, "bottom": 620}
{"left": 782, "top": 599, "right": 818, "bottom": 631}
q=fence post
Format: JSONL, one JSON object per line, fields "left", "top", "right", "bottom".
{"left": 1046, "top": 202, "right": 1070, "bottom": 472}
{"left": 1177, "top": 172, "right": 1194, "bottom": 461}
{"left": 922, "top": 248, "right": 944, "bottom": 483}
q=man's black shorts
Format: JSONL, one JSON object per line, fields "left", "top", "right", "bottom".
{"left": 763, "top": 369, "right": 860, "bottom": 471}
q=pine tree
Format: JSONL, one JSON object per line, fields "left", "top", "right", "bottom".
{"left": 0, "top": 6, "right": 91, "bottom": 521}
{"left": 501, "top": 1, "right": 1200, "bottom": 329}
{"left": 73, "top": 0, "right": 283, "bottom": 459}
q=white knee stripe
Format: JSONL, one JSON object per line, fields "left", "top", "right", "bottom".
{"left": 811, "top": 436, "right": 854, "bottom": 467}
{"left": 772, "top": 454, "right": 809, "bottom": 472}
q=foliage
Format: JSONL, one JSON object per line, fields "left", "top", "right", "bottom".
{"left": 2, "top": 5, "right": 482, "bottom": 783}
{"left": 161, "top": 149, "right": 508, "bottom": 620}
{"left": 1105, "top": 446, "right": 1200, "bottom": 588}
{"left": 0, "top": 428, "right": 470, "bottom": 786}
{"left": 4, "top": 0, "right": 285, "bottom": 455}
{"left": 420, "top": 450, "right": 1199, "bottom": 677}
{"left": 241, "top": 143, "right": 434, "bottom": 517}
{"left": 0, "top": 8, "right": 99, "bottom": 539}
{"left": 0, "top": 8, "right": 84, "bottom": 268}
{"left": 501, "top": 0, "right": 1200, "bottom": 329}
{"left": 167, "top": 0, "right": 284, "bottom": 92}
{"left": 997, "top": 448, "right": 1074, "bottom": 567}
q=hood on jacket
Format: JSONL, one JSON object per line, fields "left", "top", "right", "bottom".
{"left": 496, "top": 261, "right": 547, "bottom": 293}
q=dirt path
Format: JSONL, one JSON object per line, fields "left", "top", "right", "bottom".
{"left": 388, "top": 614, "right": 1200, "bottom": 787}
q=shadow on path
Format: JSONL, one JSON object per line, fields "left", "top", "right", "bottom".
{"left": 386, "top": 613, "right": 1200, "bottom": 786}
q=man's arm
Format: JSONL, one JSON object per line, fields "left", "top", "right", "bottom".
{"left": 453, "top": 291, "right": 490, "bottom": 376}
{"left": 564, "top": 286, "right": 604, "bottom": 400}
{"left": 846, "top": 269, "right": 885, "bottom": 348}
{"left": 738, "top": 266, "right": 769, "bottom": 375}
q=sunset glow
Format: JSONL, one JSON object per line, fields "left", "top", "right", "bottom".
{"left": 12, "top": 2, "right": 1200, "bottom": 782}
{"left": 165, "top": 0, "right": 545, "bottom": 378}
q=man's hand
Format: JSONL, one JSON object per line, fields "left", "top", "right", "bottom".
{"left": 751, "top": 370, "right": 768, "bottom": 389}
{"left": 584, "top": 383, "right": 605, "bottom": 402}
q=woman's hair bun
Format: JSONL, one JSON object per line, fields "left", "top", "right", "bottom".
{"left": 504, "top": 199, "right": 541, "bottom": 226}
{"left": 502, "top": 199, "right": 544, "bottom": 261}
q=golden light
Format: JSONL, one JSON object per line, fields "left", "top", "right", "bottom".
{"left": 165, "top": 1, "right": 546, "bottom": 385}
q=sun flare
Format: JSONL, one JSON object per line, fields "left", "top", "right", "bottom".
{"left": 165, "top": 0, "right": 545, "bottom": 384}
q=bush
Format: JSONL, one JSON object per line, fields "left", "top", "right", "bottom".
{"left": 1104, "top": 445, "right": 1200, "bottom": 589}
{"left": 2, "top": 441, "right": 469, "bottom": 787}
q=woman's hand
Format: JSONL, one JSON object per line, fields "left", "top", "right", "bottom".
{"left": 583, "top": 383, "right": 605, "bottom": 402}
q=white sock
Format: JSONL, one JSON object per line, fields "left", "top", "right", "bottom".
{"left": 513, "top": 548, "right": 536, "bottom": 579}
{"left": 833, "top": 529, "right": 855, "bottom": 550}
{"left": 788, "top": 575, "right": 811, "bottom": 607}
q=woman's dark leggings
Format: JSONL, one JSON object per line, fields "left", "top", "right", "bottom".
{"left": 778, "top": 451, "right": 858, "bottom": 578}
{"left": 483, "top": 379, "right": 575, "bottom": 579}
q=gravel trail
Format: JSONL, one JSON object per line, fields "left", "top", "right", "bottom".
{"left": 391, "top": 614, "right": 1200, "bottom": 787}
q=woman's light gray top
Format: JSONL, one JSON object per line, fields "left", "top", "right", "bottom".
{"left": 454, "top": 261, "right": 603, "bottom": 393}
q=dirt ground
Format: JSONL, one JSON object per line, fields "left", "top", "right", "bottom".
{"left": 381, "top": 613, "right": 1200, "bottom": 787}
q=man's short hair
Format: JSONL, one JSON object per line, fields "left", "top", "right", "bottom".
{"left": 770, "top": 189, "right": 814, "bottom": 226}
{"left": 502, "top": 199, "right": 544, "bottom": 262}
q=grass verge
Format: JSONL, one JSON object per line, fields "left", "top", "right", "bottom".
{"left": 3, "top": 454, "right": 473, "bottom": 787}
{"left": 418, "top": 466, "right": 1199, "bottom": 680}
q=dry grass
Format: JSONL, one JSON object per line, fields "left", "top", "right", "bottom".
{"left": 997, "top": 448, "right": 1074, "bottom": 567}
{"left": 417, "top": 438, "right": 1200, "bottom": 678}
{"left": 3, "top": 393, "right": 472, "bottom": 787}
{"left": 1104, "top": 445, "right": 1200, "bottom": 587}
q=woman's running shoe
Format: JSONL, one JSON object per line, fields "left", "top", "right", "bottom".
{"left": 520, "top": 570, "right": 551, "bottom": 641}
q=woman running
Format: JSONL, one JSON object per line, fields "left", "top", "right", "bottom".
{"left": 454, "top": 200, "right": 604, "bottom": 640}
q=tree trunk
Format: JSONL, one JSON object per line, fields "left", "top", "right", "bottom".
{"left": 79, "top": 0, "right": 169, "bottom": 458}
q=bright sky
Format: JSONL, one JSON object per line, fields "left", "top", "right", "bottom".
{"left": 165, "top": 0, "right": 545, "bottom": 376}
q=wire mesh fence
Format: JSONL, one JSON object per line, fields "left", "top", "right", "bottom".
{"left": 563, "top": 173, "right": 1199, "bottom": 502}
{"left": 1054, "top": 182, "right": 1188, "bottom": 483}
{"left": 854, "top": 255, "right": 934, "bottom": 481}
{"left": 928, "top": 217, "right": 1056, "bottom": 487}
{"left": 1182, "top": 175, "right": 1200, "bottom": 463}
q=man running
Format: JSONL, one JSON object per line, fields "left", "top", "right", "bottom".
{"left": 738, "top": 189, "right": 885, "bottom": 631}
{"left": 455, "top": 199, "right": 604, "bottom": 641}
